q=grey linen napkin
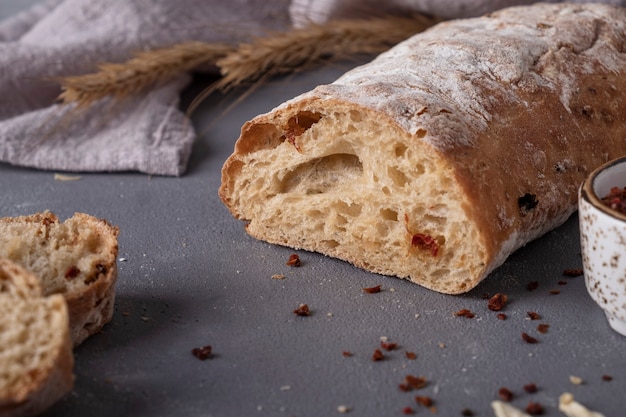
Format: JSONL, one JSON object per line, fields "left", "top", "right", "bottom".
{"left": 289, "top": 0, "right": 626, "bottom": 26}
{"left": 0, "top": 0, "right": 291, "bottom": 176}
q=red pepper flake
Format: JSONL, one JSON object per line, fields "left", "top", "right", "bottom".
{"left": 526, "top": 402, "right": 544, "bottom": 415}
{"left": 411, "top": 233, "right": 440, "bottom": 257}
{"left": 405, "top": 351, "right": 417, "bottom": 360}
{"left": 537, "top": 324, "right": 550, "bottom": 334}
{"left": 523, "top": 383, "right": 538, "bottom": 393}
{"left": 549, "top": 289, "right": 561, "bottom": 295}
{"left": 498, "top": 387, "right": 514, "bottom": 402}
{"left": 363, "top": 284, "right": 382, "bottom": 294}
{"left": 557, "top": 280, "right": 568, "bottom": 286}
{"left": 601, "top": 186, "right": 626, "bottom": 215}
{"left": 527, "top": 311, "right": 541, "bottom": 320}
{"left": 461, "top": 409, "right": 475, "bottom": 417}
{"left": 403, "top": 375, "right": 427, "bottom": 390}
{"left": 381, "top": 341, "right": 398, "bottom": 351}
{"left": 415, "top": 396, "right": 433, "bottom": 407}
{"left": 488, "top": 293, "right": 508, "bottom": 311}
{"left": 402, "top": 406, "right": 416, "bottom": 415}
{"left": 293, "top": 304, "right": 310, "bottom": 316}
{"left": 602, "top": 374, "right": 613, "bottom": 382}
{"left": 342, "top": 351, "right": 353, "bottom": 357}
{"left": 191, "top": 345, "right": 212, "bottom": 360}
{"left": 497, "top": 313, "right": 507, "bottom": 320}
{"left": 527, "top": 281, "right": 539, "bottom": 291}
{"left": 522, "top": 332, "right": 539, "bottom": 344}
{"left": 286, "top": 254, "right": 301, "bottom": 267}
{"left": 372, "top": 349, "right": 384, "bottom": 361}
{"left": 563, "top": 268, "right": 584, "bottom": 277}
{"left": 65, "top": 265, "right": 81, "bottom": 279}
{"left": 455, "top": 309, "right": 475, "bottom": 318}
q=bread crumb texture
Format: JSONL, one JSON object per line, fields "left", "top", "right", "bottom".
{"left": 220, "top": 3, "right": 626, "bottom": 294}
{"left": 0, "top": 259, "right": 73, "bottom": 417}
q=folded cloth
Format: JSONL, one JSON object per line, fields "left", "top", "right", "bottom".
{"left": 289, "top": 0, "right": 626, "bottom": 26}
{"left": 2, "top": 0, "right": 625, "bottom": 176}
{"left": 0, "top": 0, "right": 291, "bottom": 176}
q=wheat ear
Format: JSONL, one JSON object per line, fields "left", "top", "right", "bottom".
{"left": 215, "top": 14, "right": 436, "bottom": 92}
{"left": 58, "top": 14, "right": 437, "bottom": 108}
{"left": 58, "top": 42, "right": 233, "bottom": 108}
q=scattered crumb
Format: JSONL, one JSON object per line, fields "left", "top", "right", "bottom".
{"left": 526, "top": 402, "right": 547, "bottom": 415}
{"left": 372, "top": 349, "right": 384, "bottom": 361}
{"left": 191, "top": 345, "right": 212, "bottom": 360}
{"left": 293, "top": 304, "right": 310, "bottom": 316}
{"left": 562, "top": 269, "right": 584, "bottom": 277}
{"left": 54, "top": 173, "right": 82, "bottom": 181}
{"left": 438, "top": 342, "right": 446, "bottom": 349}
{"left": 492, "top": 400, "right": 532, "bottom": 417}
{"left": 527, "top": 311, "right": 541, "bottom": 320}
{"left": 498, "top": 387, "right": 514, "bottom": 402}
{"left": 363, "top": 284, "right": 382, "bottom": 294}
{"left": 280, "top": 385, "right": 291, "bottom": 391}
{"left": 337, "top": 405, "right": 351, "bottom": 413}
{"left": 286, "top": 254, "right": 301, "bottom": 267}
{"left": 601, "top": 375, "right": 612, "bottom": 382}
{"left": 521, "top": 333, "right": 538, "bottom": 344}
{"left": 381, "top": 340, "right": 398, "bottom": 351}
{"left": 488, "top": 293, "right": 508, "bottom": 311}
{"left": 327, "top": 312, "right": 333, "bottom": 317}
{"left": 559, "top": 392, "right": 606, "bottom": 417}
{"left": 271, "top": 274, "right": 286, "bottom": 280}
{"left": 537, "top": 324, "right": 550, "bottom": 334}
{"left": 569, "top": 375, "right": 584, "bottom": 385}
{"left": 118, "top": 257, "right": 127, "bottom": 262}
{"left": 523, "top": 383, "right": 538, "bottom": 394}
{"left": 454, "top": 308, "right": 475, "bottom": 318}
{"left": 405, "top": 351, "right": 417, "bottom": 360}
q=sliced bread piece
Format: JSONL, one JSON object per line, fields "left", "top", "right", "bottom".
{"left": 0, "top": 258, "right": 74, "bottom": 417}
{"left": 0, "top": 212, "right": 119, "bottom": 346}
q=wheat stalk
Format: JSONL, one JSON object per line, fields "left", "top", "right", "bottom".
{"left": 215, "top": 14, "right": 437, "bottom": 91}
{"left": 58, "top": 14, "right": 438, "bottom": 109}
{"left": 58, "top": 41, "right": 233, "bottom": 108}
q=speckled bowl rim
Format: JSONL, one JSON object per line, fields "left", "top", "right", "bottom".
{"left": 581, "top": 156, "right": 626, "bottom": 223}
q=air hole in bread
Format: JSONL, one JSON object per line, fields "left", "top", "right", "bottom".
{"left": 333, "top": 201, "right": 362, "bottom": 217}
{"left": 394, "top": 144, "right": 408, "bottom": 157}
{"left": 380, "top": 208, "right": 399, "bottom": 222}
{"left": 277, "top": 153, "right": 362, "bottom": 194}
{"left": 388, "top": 166, "right": 410, "bottom": 188}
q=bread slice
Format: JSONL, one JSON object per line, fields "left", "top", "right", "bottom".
{"left": 0, "top": 212, "right": 119, "bottom": 345}
{"left": 220, "top": 3, "right": 626, "bottom": 294}
{"left": 0, "top": 259, "right": 74, "bottom": 417}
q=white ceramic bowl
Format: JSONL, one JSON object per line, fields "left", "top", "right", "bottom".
{"left": 579, "top": 156, "right": 626, "bottom": 336}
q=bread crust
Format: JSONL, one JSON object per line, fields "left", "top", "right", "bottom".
{"left": 0, "top": 259, "right": 74, "bottom": 417}
{"left": 220, "top": 3, "right": 626, "bottom": 293}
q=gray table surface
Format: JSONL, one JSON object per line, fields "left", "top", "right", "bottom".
{"left": 1, "top": 3, "right": 625, "bottom": 417}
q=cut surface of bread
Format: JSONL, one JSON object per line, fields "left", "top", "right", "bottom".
{"left": 220, "top": 3, "right": 626, "bottom": 294}
{"left": 0, "top": 259, "right": 74, "bottom": 417}
{"left": 0, "top": 212, "right": 119, "bottom": 345}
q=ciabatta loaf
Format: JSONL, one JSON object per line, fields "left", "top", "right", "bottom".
{"left": 0, "top": 259, "right": 74, "bottom": 417}
{"left": 220, "top": 3, "right": 626, "bottom": 294}
{"left": 0, "top": 212, "right": 119, "bottom": 345}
